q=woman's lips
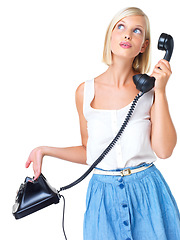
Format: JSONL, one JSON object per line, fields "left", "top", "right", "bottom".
{"left": 120, "top": 41, "right": 132, "bottom": 49}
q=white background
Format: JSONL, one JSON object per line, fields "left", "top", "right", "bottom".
{"left": 1, "top": 0, "right": 180, "bottom": 239}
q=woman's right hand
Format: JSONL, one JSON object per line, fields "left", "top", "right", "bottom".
{"left": 25, "top": 147, "right": 44, "bottom": 180}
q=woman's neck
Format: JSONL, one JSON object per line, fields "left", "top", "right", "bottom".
{"left": 105, "top": 57, "right": 136, "bottom": 88}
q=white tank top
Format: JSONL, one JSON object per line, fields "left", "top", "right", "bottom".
{"left": 83, "top": 78, "right": 157, "bottom": 170}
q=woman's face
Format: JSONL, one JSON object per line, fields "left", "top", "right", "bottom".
{"left": 110, "top": 15, "right": 149, "bottom": 61}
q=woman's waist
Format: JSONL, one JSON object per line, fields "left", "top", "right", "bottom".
{"left": 91, "top": 163, "right": 157, "bottom": 184}
{"left": 86, "top": 151, "right": 157, "bottom": 170}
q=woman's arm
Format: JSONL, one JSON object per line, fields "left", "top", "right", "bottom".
{"left": 150, "top": 59, "right": 177, "bottom": 158}
{"left": 25, "top": 145, "right": 87, "bottom": 180}
{"left": 25, "top": 82, "right": 88, "bottom": 179}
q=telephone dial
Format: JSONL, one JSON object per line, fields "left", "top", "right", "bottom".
{"left": 12, "top": 33, "right": 174, "bottom": 240}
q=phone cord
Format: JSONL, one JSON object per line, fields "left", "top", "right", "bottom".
{"left": 58, "top": 92, "right": 144, "bottom": 192}
{"left": 57, "top": 92, "right": 144, "bottom": 240}
{"left": 58, "top": 194, "right": 67, "bottom": 240}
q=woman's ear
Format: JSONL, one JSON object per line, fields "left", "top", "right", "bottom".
{"left": 140, "top": 39, "right": 149, "bottom": 53}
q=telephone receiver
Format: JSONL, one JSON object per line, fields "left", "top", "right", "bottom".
{"left": 133, "top": 33, "right": 174, "bottom": 93}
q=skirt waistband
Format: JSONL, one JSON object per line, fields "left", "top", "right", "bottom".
{"left": 94, "top": 163, "right": 153, "bottom": 177}
{"left": 92, "top": 163, "right": 157, "bottom": 184}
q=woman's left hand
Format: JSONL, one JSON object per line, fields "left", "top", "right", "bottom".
{"left": 150, "top": 59, "right": 172, "bottom": 93}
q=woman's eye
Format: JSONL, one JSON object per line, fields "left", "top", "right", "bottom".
{"left": 134, "top": 28, "right": 142, "bottom": 34}
{"left": 118, "top": 24, "right": 124, "bottom": 30}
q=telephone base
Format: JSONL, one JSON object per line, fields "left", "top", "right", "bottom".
{"left": 12, "top": 174, "right": 60, "bottom": 220}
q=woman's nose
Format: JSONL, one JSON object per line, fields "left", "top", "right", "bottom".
{"left": 125, "top": 35, "right": 131, "bottom": 40}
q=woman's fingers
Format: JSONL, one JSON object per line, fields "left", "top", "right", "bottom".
{"left": 25, "top": 147, "right": 43, "bottom": 180}
{"left": 25, "top": 157, "right": 32, "bottom": 168}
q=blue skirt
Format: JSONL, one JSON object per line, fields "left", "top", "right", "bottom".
{"left": 83, "top": 163, "right": 180, "bottom": 240}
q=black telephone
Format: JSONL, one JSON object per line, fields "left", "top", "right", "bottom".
{"left": 133, "top": 33, "right": 174, "bottom": 93}
{"left": 12, "top": 33, "right": 174, "bottom": 240}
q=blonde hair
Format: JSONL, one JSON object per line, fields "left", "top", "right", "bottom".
{"left": 103, "top": 7, "right": 151, "bottom": 74}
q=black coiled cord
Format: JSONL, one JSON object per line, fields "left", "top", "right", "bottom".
{"left": 59, "top": 92, "right": 144, "bottom": 192}
{"left": 58, "top": 92, "right": 144, "bottom": 239}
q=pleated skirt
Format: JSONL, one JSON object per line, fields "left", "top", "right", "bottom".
{"left": 83, "top": 163, "right": 180, "bottom": 240}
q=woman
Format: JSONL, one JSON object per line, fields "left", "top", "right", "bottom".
{"left": 26, "top": 7, "right": 180, "bottom": 240}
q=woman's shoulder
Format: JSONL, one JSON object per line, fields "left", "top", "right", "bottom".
{"left": 76, "top": 81, "right": 85, "bottom": 94}
{"left": 76, "top": 71, "right": 106, "bottom": 93}
{"left": 75, "top": 79, "right": 94, "bottom": 116}
{"left": 75, "top": 82, "right": 85, "bottom": 106}
{"left": 75, "top": 74, "right": 105, "bottom": 105}
{"left": 75, "top": 78, "right": 95, "bottom": 96}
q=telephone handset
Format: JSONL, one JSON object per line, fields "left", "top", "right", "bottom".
{"left": 133, "top": 33, "right": 174, "bottom": 93}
